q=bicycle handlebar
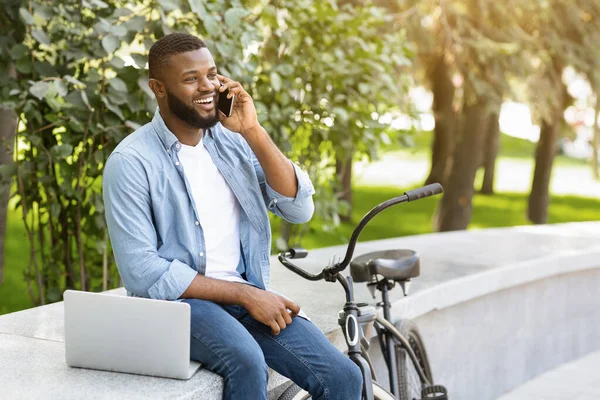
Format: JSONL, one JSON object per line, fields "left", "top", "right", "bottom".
{"left": 278, "top": 183, "right": 444, "bottom": 282}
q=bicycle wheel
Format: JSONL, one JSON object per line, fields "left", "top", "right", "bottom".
{"left": 394, "top": 319, "right": 433, "bottom": 400}
{"left": 278, "top": 381, "right": 394, "bottom": 400}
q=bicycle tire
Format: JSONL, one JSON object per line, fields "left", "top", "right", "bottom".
{"left": 394, "top": 319, "right": 433, "bottom": 400}
{"left": 278, "top": 381, "right": 395, "bottom": 400}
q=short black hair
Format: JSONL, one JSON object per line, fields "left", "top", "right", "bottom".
{"left": 148, "top": 33, "right": 206, "bottom": 79}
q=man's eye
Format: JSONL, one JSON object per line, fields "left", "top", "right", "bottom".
{"left": 208, "top": 74, "right": 217, "bottom": 79}
{"left": 186, "top": 77, "right": 197, "bottom": 82}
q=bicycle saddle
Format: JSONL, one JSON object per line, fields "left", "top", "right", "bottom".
{"left": 350, "top": 249, "right": 420, "bottom": 282}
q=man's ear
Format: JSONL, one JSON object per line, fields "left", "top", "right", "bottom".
{"left": 148, "top": 78, "right": 166, "bottom": 99}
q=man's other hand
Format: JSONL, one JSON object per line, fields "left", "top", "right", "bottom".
{"left": 241, "top": 287, "right": 300, "bottom": 335}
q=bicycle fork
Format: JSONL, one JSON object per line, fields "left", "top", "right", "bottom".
{"left": 337, "top": 273, "right": 375, "bottom": 400}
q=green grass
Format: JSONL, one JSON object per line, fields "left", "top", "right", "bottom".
{"left": 271, "top": 186, "right": 600, "bottom": 250}
{"left": 391, "top": 130, "right": 588, "bottom": 167}
{"left": 1, "top": 203, "right": 33, "bottom": 315}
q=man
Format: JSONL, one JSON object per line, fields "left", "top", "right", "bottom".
{"left": 102, "top": 32, "right": 362, "bottom": 399}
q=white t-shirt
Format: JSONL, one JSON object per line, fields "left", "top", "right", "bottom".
{"left": 178, "top": 138, "right": 246, "bottom": 284}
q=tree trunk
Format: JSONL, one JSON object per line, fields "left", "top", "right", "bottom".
{"left": 480, "top": 110, "right": 501, "bottom": 194}
{"left": 528, "top": 62, "right": 565, "bottom": 224}
{"left": 336, "top": 153, "right": 353, "bottom": 222}
{"left": 435, "top": 97, "right": 489, "bottom": 231}
{"left": 528, "top": 119, "right": 560, "bottom": 224}
{"left": 592, "top": 98, "right": 599, "bottom": 180}
{"left": 425, "top": 54, "right": 456, "bottom": 187}
{"left": 0, "top": 105, "right": 17, "bottom": 285}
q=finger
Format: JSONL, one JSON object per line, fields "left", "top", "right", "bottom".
{"left": 283, "top": 310, "right": 292, "bottom": 325}
{"left": 283, "top": 298, "right": 300, "bottom": 317}
{"left": 275, "top": 314, "right": 287, "bottom": 331}
{"left": 270, "top": 320, "right": 281, "bottom": 336}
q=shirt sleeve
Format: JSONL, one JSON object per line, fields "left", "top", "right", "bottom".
{"left": 102, "top": 152, "right": 197, "bottom": 300}
{"left": 251, "top": 151, "right": 316, "bottom": 224}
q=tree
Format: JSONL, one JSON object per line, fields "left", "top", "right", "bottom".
{"left": 480, "top": 108, "right": 500, "bottom": 194}
{"left": 0, "top": 0, "right": 26, "bottom": 284}
{"left": 526, "top": 0, "right": 600, "bottom": 223}
{"left": 253, "top": 0, "right": 412, "bottom": 247}
{"left": 1, "top": 0, "right": 261, "bottom": 304}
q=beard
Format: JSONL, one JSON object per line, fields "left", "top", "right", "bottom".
{"left": 166, "top": 90, "right": 219, "bottom": 130}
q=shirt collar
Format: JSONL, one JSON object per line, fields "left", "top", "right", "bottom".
{"left": 151, "top": 107, "right": 216, "bottom": 151}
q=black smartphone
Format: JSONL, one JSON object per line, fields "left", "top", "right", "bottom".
{"left": 218, "top": 88, "right": 234, "bottom": 118}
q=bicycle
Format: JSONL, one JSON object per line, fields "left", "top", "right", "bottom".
{"left": 276, "top": 183, "right": 449, "bottom": 400}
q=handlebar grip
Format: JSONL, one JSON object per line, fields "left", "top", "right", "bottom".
{"left": 404, "top": 183, "right": 443, "bottom": 202}
{"left": 288, "top": 248, "right": 308, "bottom": 259}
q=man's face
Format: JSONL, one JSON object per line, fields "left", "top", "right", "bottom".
{"left": 161, "top": 48, "right": 221, "bottom": 129}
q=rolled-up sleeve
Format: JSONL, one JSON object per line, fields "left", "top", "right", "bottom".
{"left": 102, "top": 152, "right": 197, "bottom": 300}
{"left": 252, "top": 153, "right": 316, "bottom": 224}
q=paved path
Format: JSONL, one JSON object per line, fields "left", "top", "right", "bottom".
{"left": 355, "top": 154, "right": 600, "bottom": 198}
{"left": 498, "top": 350, "right": 600, "bottom": 400}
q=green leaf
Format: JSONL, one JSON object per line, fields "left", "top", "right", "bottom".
{"left": 224, "top": 8, "right": 248, "bottom": 29}
{"left": 19, "top": 8, "right": 34, "bottom": 25}
{"left": 276, "top": 64, "right": 294, "bottom": 76}
{"left": 9, "top": 89, "right": 20, "bottom": 96}
{"left": 110, "top": 25, "right": 128, "bottom": 38}
{"left": 34, "top": 61, "right": 57, "bottom": 76}
{"left": 130, "top": 53, "right": 147, "bottom": 68}
{"left": 188, "top": 0, "right": 206, "bottom": 15}
{"left": 29, "top": 81, "right": 50, "bottom": 100}
{"left": 81, "top": 91, "right": 91, "bottom": 109}
{"left": 47, "top": 96, "right": 62, "bottom": 112}
{"left": 10, "top": 44, "right": 29, "bottom": 60}
{"left": 127, "top": 16, "right": 147, "bottom": 32}
{"left": 65, "top": 91, "right": 85, "bottom": 108}
{"left": 51, "top": 144, "right": 74, "bottom": 159}
{"left": 137, "top": 77, "right": 153, "bottom": 98}
{"left": 108, "top": 77, "right": 127, "bottom": 92}
{"left": 159, "top": 0, "right": 180, "bottom": 12}
{"left": 50, "top": 202, "right": 61, "bottom": 218}
{"left": 64, "top": 75, "right": 85, "bottom": 87}
{"left": 88, "top": 0, "right": 109, "bottom": 9}
{"left": 202, "top": 15, "right": 219, "bottom": 33}
{"left": 54, "top": 80, "right": 68, "bottom": 97}
{"left": 101, "top": 35, "right": 120, "bottom": 54}
{"left": 112, "top": 8, "right": 133, "bottom": 18}
{"left": 101, "top": 96, "right": 125, "bottom": 121}
{"left": 270, "top": 71, "right": 282, "bottom": 92}
{"left": 31, "top": 29, "right": 50, "bottom": 45}
{"left": 109, "top": 57, "right": 125, "bottom": 69}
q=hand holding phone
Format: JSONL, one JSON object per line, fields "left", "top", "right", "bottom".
{"left": 218, "top": 86, "right": 235, "bottom": 118}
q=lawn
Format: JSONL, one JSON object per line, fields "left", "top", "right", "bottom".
{"left": 271, "top": 186, "right": 600, "bottom": 250}
{"left": 392, "top": 130, "right": 588, "bottom": 168}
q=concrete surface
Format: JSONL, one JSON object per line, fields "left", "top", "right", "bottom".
{"left": 1, "top": 222, "right": 599, "bottom": 399}
{"left": 498, "top": 350, "right": 600, "bottom": 400}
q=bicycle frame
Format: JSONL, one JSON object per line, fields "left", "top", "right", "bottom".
{"left": 335, "top": 271, "right": 432, "bottom": 399}
{"left": 277, "top": 183, "right": 444, "bottom": 400}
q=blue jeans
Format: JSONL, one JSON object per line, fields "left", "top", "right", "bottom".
{"left": 183, "top": 298, "right": 363, "bottom": 400}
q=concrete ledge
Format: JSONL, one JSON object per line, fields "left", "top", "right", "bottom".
{"left": 1, "top": 222, "right": 600, "bottom": 399}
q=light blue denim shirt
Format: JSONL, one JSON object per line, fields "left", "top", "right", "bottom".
{"left": 102, "top": 109, "right": 315, "bottom": 300}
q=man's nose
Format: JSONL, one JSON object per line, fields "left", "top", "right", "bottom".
{"left": 198, "top": 76, "right": 214, "bottom": 92}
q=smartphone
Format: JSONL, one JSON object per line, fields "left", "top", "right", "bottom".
{"left": 218, "top": 87, "right": 234, "bottom": 118}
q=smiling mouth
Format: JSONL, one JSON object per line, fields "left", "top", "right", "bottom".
{"left": 194, "top": 96, "right": 214, "bottom": 105}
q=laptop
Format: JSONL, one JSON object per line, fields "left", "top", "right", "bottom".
{"left": 64, "top": 290, "right": 202, "bottom": 379}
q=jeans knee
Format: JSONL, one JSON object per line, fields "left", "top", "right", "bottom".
{"left": 323, "top": 357, "right": 363, "bottom": 399}
{"left": 229, "top": 343, "right": 268, "bottom": 380}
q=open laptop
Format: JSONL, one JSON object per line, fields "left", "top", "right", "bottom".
{"left": 64, "top": 290, "right": 202, "bottom": 379}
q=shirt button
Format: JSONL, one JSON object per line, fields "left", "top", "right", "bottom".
{"left": 175, "top": 161, "right": 180, "bottom": 166}
{"left": 199, "top": 252, "right": 204, "bottom": 257}
{"left": 195, "top": 221, "right": 199, "bottom": 226}
{"left": 176, "top": 143, "right": 181, "bottom": 149}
